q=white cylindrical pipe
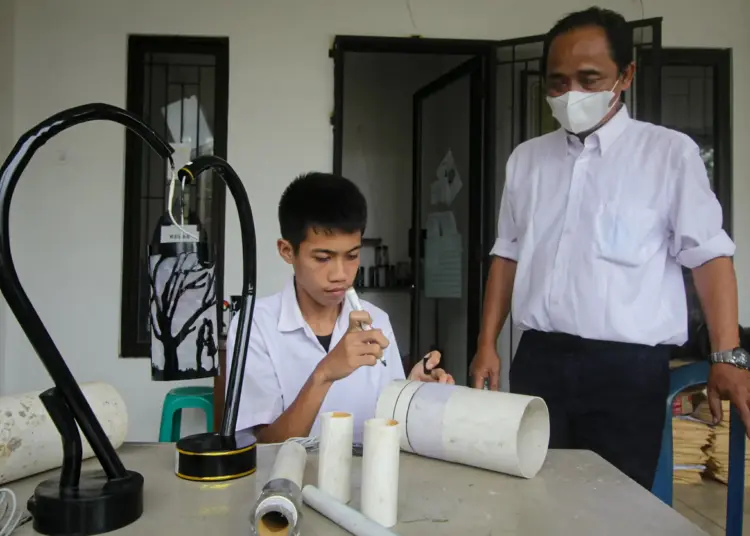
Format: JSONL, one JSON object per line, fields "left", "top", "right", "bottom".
{"left": 361, "top": 418, "right": 400, "bottom": 528}
{"left": 302, "top": 485, "right": 398, "bottom": 536}
{"left": 269, "top": 441, "right": 307, "bottom": 487}
{"left": 376, "top": 380, "right": 550, "bottom": 478}
{"left": 318, "top": 411, "right": 353, "bottom": 503}
{"left": 252, "top": 442, "right": 308, "bottom": 536}
{"left": 0, "top": 382, "right": 128, "bottom": 485}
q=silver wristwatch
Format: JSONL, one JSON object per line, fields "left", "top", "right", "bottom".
{"left": 709, "top": 347, "right": 750, "bottom": 370}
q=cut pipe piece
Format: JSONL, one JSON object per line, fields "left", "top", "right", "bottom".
{"left": 361, "top": 418, "right": 400, "bottom": 528}
{"left": 0, "top": 382, "right": 128, "bottom": 485}
{"left": 318, "top": 411, "right": 353, "bottom": 503}
{"left": 376, "top": 380, "right": 550, "bottom": 478}
{"left": 302, "top": 485, "right": 398, "bottom": 536}
{"left": 251, "top": 442, "right": 307, "bottom": 536}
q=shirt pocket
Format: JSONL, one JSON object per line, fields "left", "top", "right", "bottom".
{"left": 594, "top": 202, "right": 667, "bottom": 267}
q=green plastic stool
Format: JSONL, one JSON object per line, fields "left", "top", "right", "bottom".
{"left": 158, "top": 386, "right": 214, "bottom": 442}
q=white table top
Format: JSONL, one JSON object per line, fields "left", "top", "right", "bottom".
{"left": 9, "top": 442, "right": 707, "bottom": 535}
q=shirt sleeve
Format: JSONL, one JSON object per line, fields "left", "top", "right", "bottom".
{"left": 380, "top": 315, "right": 406, "bottom": 382}
{"left": 226, "top": 313, "right": 284, "bottom": 431}
{"left": 669, "top": 141, "right": 735, "bottom": 269}
{"left": 489, "top": 157, "right": 519, "bottom": 261}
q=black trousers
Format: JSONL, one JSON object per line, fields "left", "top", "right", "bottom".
{"left": 510, "top": 330, "right": 670, "bottom": 489}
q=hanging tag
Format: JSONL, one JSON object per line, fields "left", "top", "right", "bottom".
{"left": 160, "top": 224, "right": 199, "bottom": 243}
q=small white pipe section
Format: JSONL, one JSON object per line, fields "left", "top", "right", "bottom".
{"left": 361, "top": 418, "right": 400, "bottom": 527}
{"left": 269, "top": 441, "right": 307, "bottom": 487}
{"left": 376, "top": 380, "right": 550, "bottom": 478}
{"left": 252, "top": 442, "right": 308, "bottom": 536}
{"left": 0, "top": 382, "right": 128, "bottom": 485}
{"left": 318, "top": 411, "right": 353, "bottom": 503}
{"left": 302, "top": 485, "right": 398, "bottom": 536}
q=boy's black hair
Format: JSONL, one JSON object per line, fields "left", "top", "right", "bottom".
{"left": 542, "top": 7, "right": 633, "bottom": 76}
{"left": 279, "top": 172, "right": 367, "bottom": 251}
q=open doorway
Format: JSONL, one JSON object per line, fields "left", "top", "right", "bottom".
{"left": 332, "top": 38, "right": 497, "bottom": 386}
{"left": 331, "top": 22, "right": 663, "bottom": 387}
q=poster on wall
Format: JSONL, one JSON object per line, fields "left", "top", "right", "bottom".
{"left": 431, "top": 149, "right": 463, "bottom": 206}
{"left": 424, "top": 211, "right": 462, "bottom": 299}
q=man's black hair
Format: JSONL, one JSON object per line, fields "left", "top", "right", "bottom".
{"left": 542, "top": 7, "right": 633, "bottom": 76}
{"left": 279, "top": 172, "right": 367, "bottom": 251}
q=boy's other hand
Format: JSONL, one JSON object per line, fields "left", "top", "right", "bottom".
{"left": 408, "top": 350, "right": 455, "bottom": 384}
{"left": 315, "top": 311, "right": 389, "bottom": 383}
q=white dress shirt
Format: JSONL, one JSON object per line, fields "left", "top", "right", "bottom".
{"left": 226, "top": 277, "right": 405, "bottom": 442}
{"left": 492, "top": 106, "right": 735, "bottom": 346}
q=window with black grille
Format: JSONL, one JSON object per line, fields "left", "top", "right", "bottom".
{"left": 121, "top": 35, "right": 229, "bottom": 358}
{"left": 638, "top": 47, "right": 733, "bottom": 356}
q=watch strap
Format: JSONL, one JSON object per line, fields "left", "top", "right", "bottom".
{"left": 709, "top": 347, "right": 750, "bottom": 370}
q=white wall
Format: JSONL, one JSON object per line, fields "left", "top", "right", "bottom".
{"left": 0, "top": 0, "right": 13, "bottom": 390}
{"left": 2, "top": 0, "right": 749, "bottom": 440}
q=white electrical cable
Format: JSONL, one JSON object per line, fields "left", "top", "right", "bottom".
{"left": 266, "top": 436, "right": 320, "bottom": 452}
{"left": 166, "top": 163, "right": 199, "bottom": 241}
{"left": 0, "top": 488, "right": 27, "bottom": 536}
{"left": 266, "top": 436, "right": 366, "bottom": 457}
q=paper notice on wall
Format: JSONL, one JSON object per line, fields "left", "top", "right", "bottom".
{"left": 424, "top": 211, "right": 462, "bottom": 299}
{"left": 435, "top": 149, "right": 463, "bottom": 206}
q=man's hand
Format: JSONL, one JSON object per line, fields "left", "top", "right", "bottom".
{"left": 469, "top": 344, "right": 501, "bottom": 390}
{"left": 407, "top": 351, "right": 454, "bottom": 384}
{"left": 315, "top": 311, "right": 389, "bottom": 383}
{"left": 707, "top": 363, "right": 750, "bottom": 437}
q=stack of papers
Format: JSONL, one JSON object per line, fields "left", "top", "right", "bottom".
{"left": 696, "top": 400, "right": 750, "bottom": 485}
{"left": 672, "top": 415, "right": 713, "bottom": 484}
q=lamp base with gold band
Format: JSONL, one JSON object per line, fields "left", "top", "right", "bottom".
{"left": 175, "top": 429, "right": 257, "bottom": 482}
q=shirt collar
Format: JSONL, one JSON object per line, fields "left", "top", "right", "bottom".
{"left": 564, "top": 104, "right": 631, "bottom": 156}
{"left": 277, "top": 276, "right": 354, "bottom": 335}
{"left": 278, "top": 277, "right": 305, "bottom": 332}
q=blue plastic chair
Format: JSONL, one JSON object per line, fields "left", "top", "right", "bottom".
{"left": 651, "top": 361, "right": 745, "bottom": 536}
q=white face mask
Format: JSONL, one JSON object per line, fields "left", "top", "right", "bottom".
{"left": 546, "top": 81, "right": 619, "bottom": 134}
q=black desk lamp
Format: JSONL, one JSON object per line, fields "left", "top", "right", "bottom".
{"left": 0, "top": 103, "right": 175, "bottom": 536}
{"left": 171, "top": 155, "right": 258, "bottom": 482}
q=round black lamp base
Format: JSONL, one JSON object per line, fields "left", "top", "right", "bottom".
{"left": 175, "top": 429, "right": 257, "bottom": 482}
{"left": 27, "top": 470, "right": 144, "bottom": 536}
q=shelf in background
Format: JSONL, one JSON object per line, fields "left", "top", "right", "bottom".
{"left": 355, "top": 286, "right": 412, "bottom": 294}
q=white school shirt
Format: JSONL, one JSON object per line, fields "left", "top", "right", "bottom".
{"left": 226, "top": 278, "right": 405, "bottom": 442}
{"left": 492, "top": 105, "right": 735, "bottom": 347}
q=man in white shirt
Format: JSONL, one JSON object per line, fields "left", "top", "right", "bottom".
{"left": 228, "top": 172, "right": 453, "bottom": 444}
{"left": 471, "top": 7, "right": 749, "bottom": 489}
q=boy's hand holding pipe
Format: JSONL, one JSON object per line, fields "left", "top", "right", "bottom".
{"left": 315, "top": 311, "right": 390, "bottom": 383}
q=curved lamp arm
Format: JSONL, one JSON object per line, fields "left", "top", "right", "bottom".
{"left": 0, "top": 103, "right": 175, "bottom": 479}
{"left": 177, "top": 155, "right": 256, "bottom": 437}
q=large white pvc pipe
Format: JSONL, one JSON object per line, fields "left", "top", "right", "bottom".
{"left": 302, "top": 485, "right": 398, "bottom": 536}
{"left": 252, "top": 441, "right": 307, "bottom": 536}
{"left": 361, "top": 418, "right": 400, "bottom": 527}
{"left": 0, "top": 382, "right": 128, "bottom": 485}
{"left": 318, "top": 411, "right": 353, "bottom": 503}
{"left": 376, "top": 380, "right": 549, "bottom": 478}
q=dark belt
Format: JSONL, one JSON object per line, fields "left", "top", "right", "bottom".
{"left": 522, "top": 329, "right": 670, "bottom": 354}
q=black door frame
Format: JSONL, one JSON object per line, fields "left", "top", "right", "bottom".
{"left": 411, "top": 57, "right": 484, "bottom": 373}
{"left": 331, "top": 36, "right": 512, "bottom": 369}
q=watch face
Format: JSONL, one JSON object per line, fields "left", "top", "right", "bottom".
{"left": 732, "top": 348, "right": 750, "bottom": 367}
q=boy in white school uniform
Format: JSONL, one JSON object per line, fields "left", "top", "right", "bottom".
{"left": 227, "top": 172, "right": 454, "bottom": 443}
